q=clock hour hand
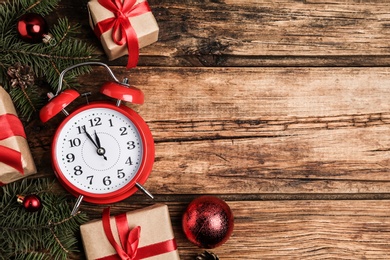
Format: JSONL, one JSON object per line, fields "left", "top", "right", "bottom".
{"left": 94, "top": 131, "right": 108, "bottom": 161}
{"left": 94, "top": 130, "right": 107, "bottom": 161}
{"left": 94, "top": 130, "right": 102, "bottom": 148}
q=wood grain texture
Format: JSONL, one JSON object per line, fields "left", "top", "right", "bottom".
{"left": 81, "top": 200, "right": 390, "bottom": 259}
{"left": 49, "top": 0, "right": 390, "bottom": 66}
{"left": 224, "top": 200, "right": 390, "bottom": 259}
{"left": 28, "top": 67, "right": 390, "bottom": 195}
{"left": 3, "top": 0, "right": 390, "bottom": 258}
{"left": 150, "top": 0, "right": 390, "bottom": 66}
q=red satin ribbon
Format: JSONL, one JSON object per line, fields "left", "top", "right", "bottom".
{"left": 99, "top": 207, "right": 178, "bottom": 260}
{"left": 0, "top": 114, "right": 26, "bottom": 174}
{"left": 0, "top": 113, "right": 26, "bottom": 140}
{"left": 95, "top": 0, "right": 152, "bottom": 68}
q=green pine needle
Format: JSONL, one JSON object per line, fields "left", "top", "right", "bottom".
{"left": 0, "top": 0, "right": 96, "bottom": 121}
{"left": 0, "top": 178, "right": 89, "bottom": 259}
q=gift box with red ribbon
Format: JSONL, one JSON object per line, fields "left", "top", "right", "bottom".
{"left": 80, "top": 204, "right": 180, "bottom": 260}
{"left": 88, "top": 0, "right": 159, "bottom": 69}
{"left": 0, "top": 86, "right": 36, "bottom": 186}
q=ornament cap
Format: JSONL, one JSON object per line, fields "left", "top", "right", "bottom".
{"left": 100, "top": 81, "right": 144, "bottom": 105}
{"left": 40, "top": 89, "right": 80, "bottom": 123}
{"left": 16, "top": 194, "right": 25, "bottom": 204}
{"left": 42, "top": 33, "right": 56, "bottom": 46}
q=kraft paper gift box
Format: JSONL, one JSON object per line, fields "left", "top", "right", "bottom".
{"left": 0, "top": 86, "right": 36, "bottom": 185}
{"left": 80, "top": 204, "right": 180, "bottom": 260}
{"left": 87, "top": 0, "right": 159, "bottom": 67}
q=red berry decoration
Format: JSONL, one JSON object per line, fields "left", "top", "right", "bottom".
{"left": 182, "top": 196, "right": 234, "bottom": 249}
{"left": 17, "top": 13, "right": 50, "bottom": 43}
{"left": 17, "top": 194, "right": 43, "bottom": 212}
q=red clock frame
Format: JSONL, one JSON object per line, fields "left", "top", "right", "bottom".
{"left": 51, "top": 101, "right": 155, "bottom": 204}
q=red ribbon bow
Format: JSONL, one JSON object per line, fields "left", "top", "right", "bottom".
{"left": 95, "top": 0, "right": 151, "bottom": 68}
{"left": 0, "top": 114, "right": 26, "bottom": 175}
{"left": 99, "top": 207, "right": 177, "bottom": 260}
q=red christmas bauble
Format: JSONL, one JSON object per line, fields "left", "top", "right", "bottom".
{"left": 182, "top": 196, "right": 234, "bottom": 249}
{"left": 17, "top": 194, "right": 43, "bottom": 212}
{"left": 17, "top": 13, "right": 48, "bottom": 43}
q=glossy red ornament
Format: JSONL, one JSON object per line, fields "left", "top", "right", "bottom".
{"left": 182, "top": 196, "right": 234, "bottom": 249}
{"left": 17, "top": 13, "right": 49, "bottom": 43}
{"left": 17, "top": 194, "right": 43, "bottom": 212}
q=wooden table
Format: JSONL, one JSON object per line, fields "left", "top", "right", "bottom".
{"left": 22, "top": 0, "right": 390, "bottom": 259}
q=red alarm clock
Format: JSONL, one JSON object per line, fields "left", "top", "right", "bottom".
{"left": 40, "top": 62, "right": 154, "bottom": 214}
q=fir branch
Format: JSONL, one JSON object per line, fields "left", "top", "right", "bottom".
{"left": 0, "top": 178, "right": 89, "bottom": 259}
{"left": 0, "top": 0, "right": 96, "bottom": 120}
{"left": 49, "top": 225, "right": 69, "bottom": 254}
{"left": 24, "top": 0, "right": 42, "bottom": 12}
{"left": 11, "top": 89, "right": 42, "bottom": 122}
{"left": 20, "top": 87, "right": 36, "bottom": 111}
{"left": 4, "top": 46, "right": 93, "bottom": 60}
{"left": 19, "top": 0, "right": 60, "bottom": 17}
{"left": 8, "top": 86, "right": 43, "bottom": 121}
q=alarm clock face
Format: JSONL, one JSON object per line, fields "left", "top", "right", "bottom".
{"left": 52, "top": 102, "right": 153, "bottom": 203}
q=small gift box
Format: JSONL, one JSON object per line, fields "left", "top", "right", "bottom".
{"left": 0, "top": 86, "right": 36, "bottom": 185}
{"left": 80, "top": 204, "right": 180, "bottom": 260}
{"left": 88, "top": 0, "right": 159, "bottom": 68}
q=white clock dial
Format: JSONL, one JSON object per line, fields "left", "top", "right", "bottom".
{"left": 54, "top": 107, "right": 143, "bottom": 194}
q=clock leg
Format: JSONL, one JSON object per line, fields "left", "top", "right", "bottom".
{"left": 135, "top": 183, "right": 154, "bottom": 199}
{"left": 71, "top": 195, "right": 84, "bottom": 216}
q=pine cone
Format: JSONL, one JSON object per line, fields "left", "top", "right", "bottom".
{"left": 196, "top": 251, "right": 219, "bottom": 260}
{"left": 7, "top": 62, "right": 35, "bottom": 89}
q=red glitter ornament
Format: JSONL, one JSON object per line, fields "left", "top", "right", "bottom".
{"left": 182, "top": 196, "right": 234, "bottom": 249}
{"left": 17, "top": 194, "right": 43, "bottom": 212}
{"left": 17, "top": 13, "right": 50, "bottom": 44}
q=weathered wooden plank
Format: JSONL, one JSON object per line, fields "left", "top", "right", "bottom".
{"left": 153, "top": 0, "right": 390, "bottom": 61}
{"left": 4, "top": 0, "right": 390, "bottom": 258}
{"left": 75, "top": 67, "right": 390, "bottom": 122}
{"left": 29, "top": 126, "right": 390, "bottom": 195}
{"left": 222, "top": 200, "right": 390, "bottom": 259}
{"left": 27, "top": 67, "right": 390, "bottom": 194}
{"left": 78, "top": 200, "right": 390, "bottom": 259}
{"left": 41, "top": 0, "right": 390, "bottom": 66}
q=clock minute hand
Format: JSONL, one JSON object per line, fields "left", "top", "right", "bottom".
{"left": 83, "top": 126, "right": 98, "bottom": 148}
{"left": 83, "top": 126, "right": 107, "bottom": 160}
